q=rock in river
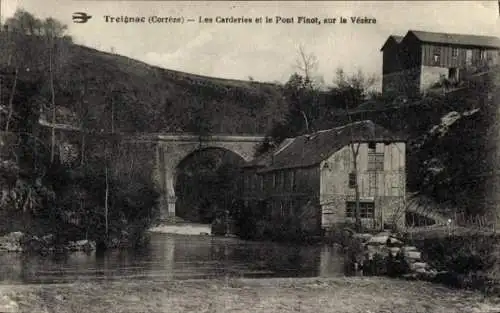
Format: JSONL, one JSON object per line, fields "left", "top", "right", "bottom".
{"left": 0, "top": 295, "right": 19, "bottom": 312}
{"left": 0, "top": 232, "right": 24, "bottom": 252}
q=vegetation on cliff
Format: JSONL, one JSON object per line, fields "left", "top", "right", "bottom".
{"left": 0, "top": 10, "right": 160, "bottom": 250}
{"left": 259, "top": 54, "right": 499, "bottom": 222}
{"left": 0, "top": 8, "right": 498, "bottom": 251}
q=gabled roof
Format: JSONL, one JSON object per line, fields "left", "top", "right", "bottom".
{"left": 243, "top": 138, "right": 295, "bottom": 169}
{"left": 255, "top": 120, "right": 405, "bottom": 173}
{"left": 407, "top": 30, "right": 500, "bottom": 49}
{"left": 380, "top": 35, "right": 404, "bottom": 51}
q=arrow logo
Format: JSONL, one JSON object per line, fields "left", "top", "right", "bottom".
{"left": 72, "top": 12, "right": 92, "bottom": 24}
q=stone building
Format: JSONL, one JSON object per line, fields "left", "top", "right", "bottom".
{"left": 381, "top": 30, "right": 500, "bottom": 96}
{"left": 241, "top": 120, "right": 407, "bottom": 236}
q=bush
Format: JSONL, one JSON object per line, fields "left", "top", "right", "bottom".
{"left": 22, "top": 156, "right": 159, "bottom": 250}
{"left": 413, "top": 234, "right": 498, "bottom": 275}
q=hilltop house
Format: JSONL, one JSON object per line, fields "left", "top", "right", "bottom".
{"left": 240, "top": 120, "right": 406, "bottom": 236}
{"left": 381, "top": 30, "right": 500, "bottom": 96}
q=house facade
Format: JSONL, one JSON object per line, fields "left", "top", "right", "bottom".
{"left": 240, "top": 120, "right": 406, "bottom": 236}
{"left": 381, "top": 30, "right": 500, "bottom": 96}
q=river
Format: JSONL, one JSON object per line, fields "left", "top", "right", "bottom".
{"left": 0, "top": 233, "right": 347, "bottom": 284}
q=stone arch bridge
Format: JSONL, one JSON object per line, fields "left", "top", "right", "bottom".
{"left": 40, "top": 121, "right": 265, "bottom": 221}
{"left": 145, "top": 134, "right": 265, "bottom": 220}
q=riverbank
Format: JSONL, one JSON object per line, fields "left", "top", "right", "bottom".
{"left": 1, "top": 277, "right": 499, "bottom": 313}
{"left": 149, "top": 223, "right": 212, "bottom": 235}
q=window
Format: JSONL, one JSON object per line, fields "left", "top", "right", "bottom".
{"left": 466, "top": 49, "right": 473, "bottom": 65}
{"left": 368, "top": 142, "right": 376, "bottom": 152}
{"left": 368, "top": 152, "right": 384, "bottom": 171}
{"left": 451, "top": 48, "right": 458, "bottom": 58}
{"left": 284, "top": 171, "right": 290, "bottom": 191}
{"left": 481, "top": 50, "right": 487, "bottom": 60}
{"left": 348, "top": 172, "right": 357, "bottom": 188}
{"left": 346, "top": 201, "right": 375, "bottom": 218}
{"left": 272, "top": 172, "right": 277, "bottom": 188}
{"left": 291, "top": 170, "right": 296, "bottom": 191}
{"left": 252, "top": 174, "right": 258, "bottom": 191}
{"left": 433, "top": 47, "right": 441, "bottom": 64}
{"left": 448, "top": 68, "right": 459, "bottom": 81}
{"left": 244, "top": 175, "right": 250, "bottom": 190}
{"left": 368, "top": 172, "right": 377, "bottom": 196}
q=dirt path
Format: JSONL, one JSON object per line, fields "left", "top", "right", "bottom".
{"left": 1, "top": 277, "right": 500, "bottom": 313}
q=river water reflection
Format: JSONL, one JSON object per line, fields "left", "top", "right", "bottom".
{"left": 0, "top": 233, "right": 346, "bottom": 284}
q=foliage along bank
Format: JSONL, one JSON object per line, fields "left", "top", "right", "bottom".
{"left": 0, "top": 10, "right": 161, "bottom": 252}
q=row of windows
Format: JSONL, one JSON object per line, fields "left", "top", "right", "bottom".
{"left": 345, "top": 201, "right": 375, "bottom": 218}
{"left": 433, "top": 47, "right": 492, "bottom": 65}
{"left": 243, "top": 170, "right": 297, "bottom": 192}
{"left": 247, "top": 199, "right": 376, "bottom": 220}
{"left": 243, "top": 174, "right": 263, "bottom": 191}
{"left": 434, "top": 47, "right": 489, "bottom": 58}
{"left": 368, "top": 153, "right": 384, "bottom": 171}
{"left": 272, "top": 170, "right": 296, "bottom": 191}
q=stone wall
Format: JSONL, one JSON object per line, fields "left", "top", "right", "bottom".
{"left": 321, "top": 195, "right": 405, "bottom": 231}
{"left": 382, "top": 67, "right": 421, "bottom": 96}
{"left": 420, "top": 65, "right": 449, "bottom": 92}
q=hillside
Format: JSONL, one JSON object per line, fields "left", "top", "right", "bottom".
{"left": 346, "top": 67, "right": 500, "bottom": 219}
{"left": 0, "top": 35, "right": 287, "bottom": 135}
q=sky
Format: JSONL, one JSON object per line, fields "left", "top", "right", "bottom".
{"left": 2, "top": 0, "right": 500, "bottom": 88}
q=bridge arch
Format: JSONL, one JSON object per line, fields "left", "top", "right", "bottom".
{"left": 174, "top": 147, "right": 246, "bottom": 223}
{"left": 154, "top": 134, "right": 265, "bottom": 220}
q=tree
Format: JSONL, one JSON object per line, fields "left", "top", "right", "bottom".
{"left": 331, "top": 68, "right": 377, "bottom": 110}
{"left": 4, "top": 10, "right": 72, "bottom": 163}
{"left": 5, "top": 10, "right": 69, "bottom": 39}
{"left": 330, "top": 68, "right": 378, "bottom": 231}
{"left": 295, "top": 45, "right": 318, "bottom": 83}
{"left": 4, "top": 10, "right": 40, "bottom": 35}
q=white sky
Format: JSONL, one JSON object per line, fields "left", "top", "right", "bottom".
{"left": 2, "top": 0, "right": 500, "bottom": 87}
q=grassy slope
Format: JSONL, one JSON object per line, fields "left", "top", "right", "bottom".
{"left": 3, "top": 277, "right": 499, "bottom": 313}
{"left": 63, "top": 45, "right": 287, "bottom": 134}
{"left": 2, "top": 37, "right": 287, "bottom": 135}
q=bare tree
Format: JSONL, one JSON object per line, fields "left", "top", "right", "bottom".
{"left": 105, "top": 165, "right": 109, "bottom": 238}
{"left": 295, "top": 45, "right": 318, "bottom": 81}
{"left": 332, "top": 68, "right": 377, "bottom": 231}
{"left": 286, "top": 46, "right": 321, "bottom": 134}
{"left": 346, "top": 113, "right": 362, "bottom": 231}
{"left": 4, "top": 67, "right": 18, "bottom": 132}
{"left": 4, "top": 10, "right": 71, "bottom": 163}
{"left": 49, "top": 38, "right": 57, "bottom": 163}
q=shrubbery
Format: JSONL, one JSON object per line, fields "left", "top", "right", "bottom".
{"left": 413, "top": 234, "right": 497, "bottom": 274}
{"left": 411, "top": 234, "right": 500, "bottom": 290}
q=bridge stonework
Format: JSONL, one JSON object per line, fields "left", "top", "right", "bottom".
{"left": 152, "top": 134, "right": 265, "bottom": 220}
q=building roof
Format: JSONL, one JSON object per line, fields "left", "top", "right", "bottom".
{"left": 254, "top": 120, "right": 405, "bottom": 173}
{"left": 243, "top": 138, "right": 295, "bottom": 168}
{"left": 408, "top": 30, "right": 500, "bottom": 49}
{"left": 381, "top": 31, "right": 500, "bottom": 52}
{"left": 380, "top": 35, "right": 404, "bottom": 51}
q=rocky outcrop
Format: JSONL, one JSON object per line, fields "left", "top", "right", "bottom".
{"left": 0, "top": 295, "right": 18, "bottom": 313}
{"left": 0, "top": 231, "right": 96, "bottom": 253}
{"left": 66, "top": 240, "right": 96, "bottom": 252}
{"left": 0, "top": 232, "right": 24, "bottom": 252}
{"left": 347, "top": 232, "right": 440, "bottom": 281}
